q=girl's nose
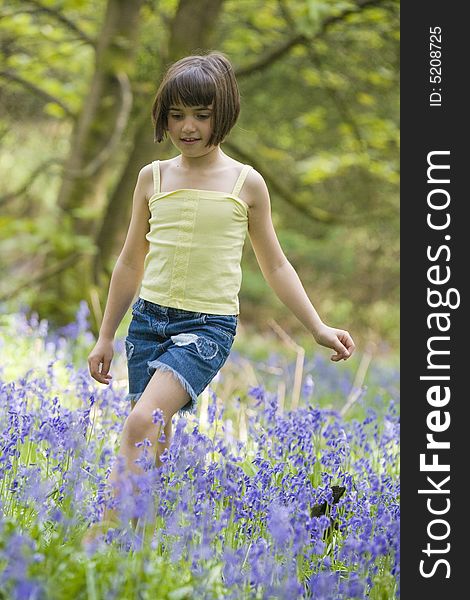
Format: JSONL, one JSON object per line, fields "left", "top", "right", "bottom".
{"left": 181, "top": 117, "right": 196, "bottom": 130}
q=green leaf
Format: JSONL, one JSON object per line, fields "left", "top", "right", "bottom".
{"left": 167, "top": 585, "right": 194, "bottom": 600}
{"left": 239, "top": 459, "right": 258, "bottom": 477}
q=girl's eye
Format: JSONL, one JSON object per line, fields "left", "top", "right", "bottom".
{"left": 169, "top": 113, "right": 210, "bottom": 120}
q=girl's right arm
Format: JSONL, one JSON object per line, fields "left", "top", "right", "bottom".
{"left": 88, "top": 165, "right": 152, "bottom": 384}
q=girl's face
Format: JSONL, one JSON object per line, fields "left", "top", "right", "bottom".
{"left": 166, "top": 103, "right": 216, "bottom": 156}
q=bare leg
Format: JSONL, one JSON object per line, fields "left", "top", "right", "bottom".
{"left": 105, "top": 404, "right": 174, "bottom": 531}
{"left": 82, "top": 370, "right": 191, "bottom": 545}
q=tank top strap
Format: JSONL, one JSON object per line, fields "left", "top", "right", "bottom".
{"left": 231, "top": 164, "right": 252, "bottom": 198}
{"left": 152, "top": 160, "right": 161, "bottom": 194}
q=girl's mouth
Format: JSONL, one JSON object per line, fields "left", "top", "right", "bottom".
{"left": 181, "top": 138, "right": 200, "bottom": 144}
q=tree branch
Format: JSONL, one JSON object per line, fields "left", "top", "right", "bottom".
{"left": 0, "top": 158, "right": 62, "bottom": 208}
{"left": 0, "top": 70, "right": 74, "bottom": 118}
{"left": 48, "top": 73, "right": 133, "bottom": 181}
{"left": 21, "top": 0, "right": 94, "bottom": 46}
{"left": 235, "top": 0, "right": 390, "bottom": 78}
{"left": 306, "top": 50, "right": 369, "bottom": 156}
{"left": 222, "top": 139, "right": 339, "bottom": 224}
{"left": 0, "top": 252, "right": 82, "bottom": 302}
{"left": 235, "top": 33, "right": 306, "bottom": 78}
{"left": 277, "top": 0, "right": 369, "bottom": 149}
{"left": 68, "top": 71, "right": 133, "bottom": 178}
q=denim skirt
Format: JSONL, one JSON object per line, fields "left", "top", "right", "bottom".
{"left": 124, "top": 298, "right": 237, "bottom": 416}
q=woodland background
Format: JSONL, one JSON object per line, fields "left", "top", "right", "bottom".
{"left": 0, "top": 0, "right": 399, "bottom": 355}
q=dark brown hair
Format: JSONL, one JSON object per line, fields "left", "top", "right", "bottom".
{"left": 151, "top": 52, "right": 240, "bottom": 147}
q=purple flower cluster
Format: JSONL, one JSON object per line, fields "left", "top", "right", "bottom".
{"left": 0, "top": 308, "right": 400, "bottom": 598}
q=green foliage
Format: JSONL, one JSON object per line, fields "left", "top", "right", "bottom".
{"left": 0, "top": 0, "right": 399, "bottom": 349}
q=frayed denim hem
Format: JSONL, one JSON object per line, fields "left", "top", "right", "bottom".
{"left": 147, "top": 359, "right": 198, "bottom": 416}
{"left": 124, "top": 392, "right": 143, "bottom": 406}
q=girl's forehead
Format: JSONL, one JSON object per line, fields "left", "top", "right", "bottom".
{"left": 169, "top": 103, "right": 213, "bottom": 110}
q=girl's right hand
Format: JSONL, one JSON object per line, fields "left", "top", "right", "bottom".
{"left": 88, "top": 338, "right": 114, "bottom": 384}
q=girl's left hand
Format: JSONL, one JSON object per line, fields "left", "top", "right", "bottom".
{"left": 313, "top": 324, "right": 355, "bottom": 362}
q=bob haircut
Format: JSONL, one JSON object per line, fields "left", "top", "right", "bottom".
{"left": 151, "top": 52, "right": 240, "bottom": 147}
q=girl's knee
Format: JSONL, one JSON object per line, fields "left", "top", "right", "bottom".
{"left": 124, "top": 409, "right": 164, "bottom": 444}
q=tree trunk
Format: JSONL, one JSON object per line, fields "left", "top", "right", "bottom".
{"left": 34, "top": 0, "right": 144, "bottom": 326}
{"left": 58, "top": 0, "right": 144, "bottom": 221}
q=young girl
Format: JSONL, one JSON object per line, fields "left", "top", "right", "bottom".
{"left": 84, "top": 52, "right": 355, "bottom": 544}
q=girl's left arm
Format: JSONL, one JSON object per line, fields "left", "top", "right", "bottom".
{"left": 245, "top": 170, "right": 355, "bottom": 361}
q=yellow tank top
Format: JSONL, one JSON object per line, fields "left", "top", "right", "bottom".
{"left": 139, "top": 160, "right": 253, "bottom": 315}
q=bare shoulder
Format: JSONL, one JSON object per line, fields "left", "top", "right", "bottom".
{"left": 240, "top": 167, "right": 269, "bottom": 210}
{"left": 157, "top": 157, "right": 183, "bottom": 190}
{"left": 137, "top": 162, "right": 155, "bottom": 201}
{"left": 158, "top": 157, "right": 181, "bottom": 176}
{"left": 138, "top": 162, "right": 153, "bottom": 180}
{"left": 158, "top": 157, "right": 176, "bottom": 172}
